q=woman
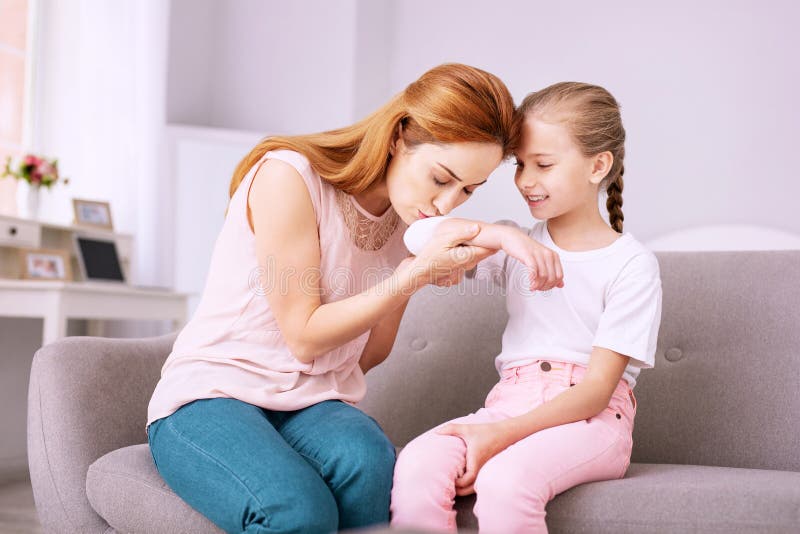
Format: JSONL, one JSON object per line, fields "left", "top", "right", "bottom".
{"left": 146, "top": 63, "right": 561, "bottom": 534}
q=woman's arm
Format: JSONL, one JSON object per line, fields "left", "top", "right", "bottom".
{"left": 248, "top": 160, "right": 489, "bottom": 364}
{"left": 359, "top": 297, "right": 410, "bottom": 374}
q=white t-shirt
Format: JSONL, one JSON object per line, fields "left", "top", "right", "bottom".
{"left": 404, "top": 217, "right": 663, "bottom": 388}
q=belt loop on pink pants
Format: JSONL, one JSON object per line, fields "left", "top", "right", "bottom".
{"left": 565, "top": 362, "right": 575, "bottom": 386}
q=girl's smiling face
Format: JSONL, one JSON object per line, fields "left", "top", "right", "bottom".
{"left": 514, "top": 114, "right": 611, "bottom": 221}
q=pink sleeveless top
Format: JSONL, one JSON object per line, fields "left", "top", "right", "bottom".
{"left": 146, "top": 150, "right": 409, "bottom": 434}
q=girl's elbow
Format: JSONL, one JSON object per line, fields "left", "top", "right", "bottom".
{"left": 590, "top": 391, "right": 614, "bottom": 417}
{"left": 578, "top": 382, "right": 614, "bottom": 416}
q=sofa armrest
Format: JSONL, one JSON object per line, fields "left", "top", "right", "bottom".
{"left": 27, "top": 333, "right": 176, "bottom": 534}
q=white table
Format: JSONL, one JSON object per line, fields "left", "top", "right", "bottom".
{"left": 0, "top": 279, "right": 188, "bottom": 346}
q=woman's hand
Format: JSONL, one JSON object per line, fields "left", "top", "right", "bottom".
{"left": 499, "top": 228, "right": 564, "bottom": 291}
{"left": 409, "top": 223, "right": 496, "bottom": 288}
{"left": 436, "top": 421, "right": 509, "bottom": 496}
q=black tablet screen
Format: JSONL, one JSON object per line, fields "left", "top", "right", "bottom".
{"left": 76, "top": 238, "right": 125, "bottom": 281}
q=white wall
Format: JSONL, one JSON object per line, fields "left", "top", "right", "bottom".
{"left": 165, "top": 0, "right": 217, "bottom": 127}
{"left": 167, "top": 125, "right": 263, "bottom": 315}
{"left": 387, "top": 0, "right": 800, "bottom": 241}
{"left": 168, "top": 0, "right": 363, "bottom": 133}
{"left": 167, "top": 0, "right": 800, "bottom": 244}
{"left": 352, "top": 0, "right": 392, "bottom": 121}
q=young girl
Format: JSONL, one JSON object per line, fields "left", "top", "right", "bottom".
{"left": 145, "top": 64, "right": 566, "bottom": 534}
{"left": 392, "top": 82, "right": 663, "bottom": 533}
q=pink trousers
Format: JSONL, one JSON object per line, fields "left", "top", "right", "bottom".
{"left": 390, "top": 359, "right": 637, "bottom": 533}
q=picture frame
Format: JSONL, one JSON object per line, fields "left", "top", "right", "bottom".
{"left": 19, "top": 248, "right": 73, "bottom": 281}
{"left": 72, "top": 198, "right": 114, "bottom": 230}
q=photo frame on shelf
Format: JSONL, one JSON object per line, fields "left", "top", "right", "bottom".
{"left": 72, "top": 198, "right": 114, "bottom": 230}
{"left": 18, "top": 248, "right": 72, "bottom": 281}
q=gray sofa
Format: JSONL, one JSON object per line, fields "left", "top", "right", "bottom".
{"left": 27, "top": 251, "right": 800, "bottom": 533}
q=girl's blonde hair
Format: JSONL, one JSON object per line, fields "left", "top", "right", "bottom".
{"left": 518, "top": 82, "right": 626, "bottom": 233}
{"left": 228, "top": 63, "right": 517, "bottom": 200}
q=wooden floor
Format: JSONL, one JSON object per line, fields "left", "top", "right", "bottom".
{"left": 0, "top": 476, "right": 42, "bottom": 533}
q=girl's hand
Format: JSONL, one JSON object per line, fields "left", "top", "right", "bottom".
{"left": 499, "top": 228, "right": 564, "bottom": 291}
{"left": 436, "top": 421, "right": 509, "bottom": 496}
{"left": 410, "top": 223, "right": 495, "bottom": 288}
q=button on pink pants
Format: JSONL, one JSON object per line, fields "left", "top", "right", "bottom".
{"left": 390, "top": 360, "right": 637, "bottom": 533}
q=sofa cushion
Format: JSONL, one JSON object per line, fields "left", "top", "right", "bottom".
{"left": 88, "top": 446, "right": 800, "bottom": 533}
{"left": 86, "top": 444, "right": 223, "bottom": 534}
{"left": 453, "top": 463, "right": 800, "bottom": 533}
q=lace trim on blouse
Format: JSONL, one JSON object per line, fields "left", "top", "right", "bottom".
{"left": 335, "top": 188, "right": 400, "bottom": 251}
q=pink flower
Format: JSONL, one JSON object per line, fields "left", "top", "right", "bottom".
{"left": 39, "top": 161, "right": 56, "bottom": 177}
{"left": 5, "top": 153, "right": 67, "bottom": 187}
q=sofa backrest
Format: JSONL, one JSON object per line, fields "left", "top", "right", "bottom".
{"left": 360, "top": 250, "right": 800, "bottom": 472}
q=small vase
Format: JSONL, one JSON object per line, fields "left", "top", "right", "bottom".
{"left": 25, "top": 184, "right": 41, "bottom": 219}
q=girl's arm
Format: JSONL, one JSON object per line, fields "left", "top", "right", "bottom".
{"left": 492, "top": 348, "right": 630, "bottom": 444}
{"left": 249, "top": 160, "right": 488, "bottom": 364}
{"left": 438, "top": 348, "right": 629, "bottom": 495}
{"left": 406, "top": 217, "right": 564, "bottom": 291}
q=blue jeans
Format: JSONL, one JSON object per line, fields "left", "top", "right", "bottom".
{"left": 147, "top": 397, "right": 396, "bottom": 534}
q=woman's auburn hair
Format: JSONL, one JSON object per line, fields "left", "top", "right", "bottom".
{"left": 228, "top": 63, "right": 518, "bottom": 199}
